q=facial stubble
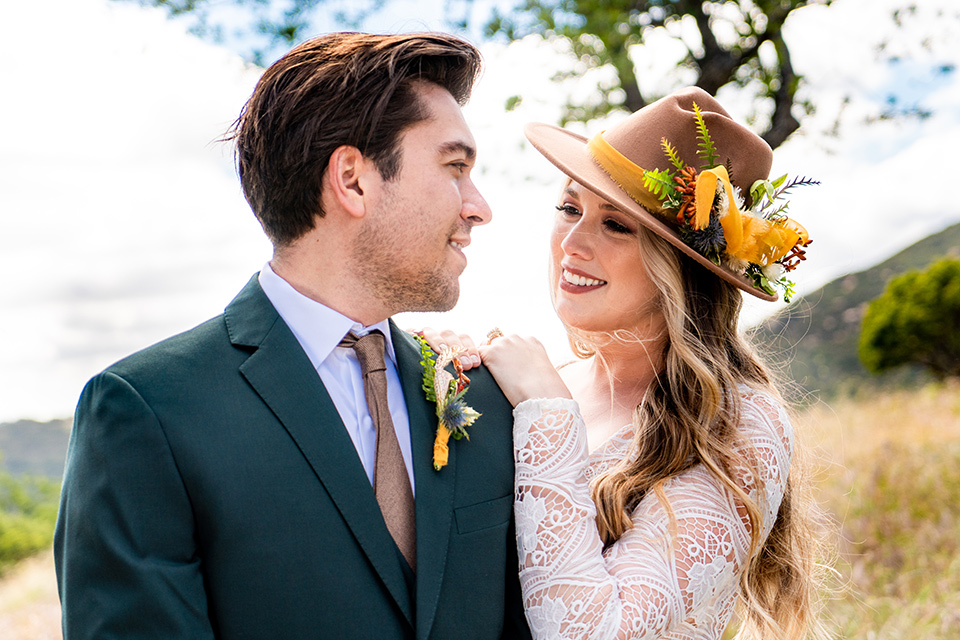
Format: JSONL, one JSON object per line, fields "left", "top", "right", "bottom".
{"left": 350, "top": 208, "right": 464, "bottom": 315}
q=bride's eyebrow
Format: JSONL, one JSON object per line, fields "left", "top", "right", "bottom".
{"left": 562, "top": 183, "right": 583, "bottom": 199}
{"left": 599, "top": 202, "right": 624, "bottom": 213}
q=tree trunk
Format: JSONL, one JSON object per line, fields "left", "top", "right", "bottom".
{"left": 611, "top": 46, "right": 647, "bottom": 112}
{"left": 761, "top": 34, "right": 800, "bottom": 149}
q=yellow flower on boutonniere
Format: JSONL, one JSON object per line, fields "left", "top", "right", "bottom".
{"left": 415, "top": 335, "right": 481, "bottom": 470}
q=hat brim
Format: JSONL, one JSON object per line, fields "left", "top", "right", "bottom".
{"left": 524, "top": 122, "right": 777, "bottom": 302}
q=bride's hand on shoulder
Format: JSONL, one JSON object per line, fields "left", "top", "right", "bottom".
{"left": 480, "top": 335, "right": 572, "bottom": 407}
{"left": 412, "top": 327, "right": 482, "bottom": 370}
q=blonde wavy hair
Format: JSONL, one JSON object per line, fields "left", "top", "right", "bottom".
{"left": 564, "top": 224, "right": 830, "bottom": 640}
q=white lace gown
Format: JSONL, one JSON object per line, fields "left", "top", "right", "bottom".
{"left": 512, "top": 387, "right": 793, "bottom": 639}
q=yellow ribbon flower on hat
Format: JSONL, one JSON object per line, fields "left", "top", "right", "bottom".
{"left": 694, "top": 166, "right": 737, "bottom": 231}
{"left": 695, "top": 165, "right": 808, "bottom": 267}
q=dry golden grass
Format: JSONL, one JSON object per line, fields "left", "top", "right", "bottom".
{"left": 799, "top": 380, "right": 960, "bottom": 638}
{"left": 0, "top": 550, "right": 61, "bottom": 639}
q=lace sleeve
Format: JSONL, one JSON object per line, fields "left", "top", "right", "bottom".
{"left": 513, "top": 389, "right": 793, "bottom": 639}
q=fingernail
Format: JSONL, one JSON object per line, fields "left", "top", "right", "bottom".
{"left": 459, "top": 355, "right": 471, "bottom": 368}
{"left": 471, "top": 355, "right": 481, "bottom": 367}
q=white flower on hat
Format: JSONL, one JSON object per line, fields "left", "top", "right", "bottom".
{"left": 717, "top": 183, "right": 745, "bottom": 218}
{"left": 724, "top": 257, "right": 749, "bottom": 275}
{"left": 762, "top": 262, "right": 785, "bottom": 282}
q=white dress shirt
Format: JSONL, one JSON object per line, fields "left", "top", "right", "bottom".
{"left": 258, "top": 264, "right": 415, "bottom": 493}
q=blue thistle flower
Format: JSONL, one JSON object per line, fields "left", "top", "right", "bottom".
{"left": 683, "top": 215, "right": 726, "bottom": 262}
{"left": 441, "top": 396, "right": 480, "bottom": 438}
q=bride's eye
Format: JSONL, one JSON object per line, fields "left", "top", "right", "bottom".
{"left": 604, "top": 218, "right": 632, "bottom": 234}
{"left": 555, "top": 204, "right": 581, "bottom": 218}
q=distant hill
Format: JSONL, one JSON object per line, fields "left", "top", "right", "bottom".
{"left": 752, "top": 221, "right": 960, "bottom": 399}
{"left": 0, "top": 419, "right": 71, "bottom": 479}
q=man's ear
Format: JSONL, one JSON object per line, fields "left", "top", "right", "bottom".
{"left": 326, "top": 145, "right": 373, "bottom": 219}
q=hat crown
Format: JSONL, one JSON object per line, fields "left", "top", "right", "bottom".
{"left": 603, "top": 87, "right": 772, "bottom": 200}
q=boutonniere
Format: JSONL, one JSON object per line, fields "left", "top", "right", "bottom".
{"left": 415, "top": 335, "right": 481, "bottom": 470}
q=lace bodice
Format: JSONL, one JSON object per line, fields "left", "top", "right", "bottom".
{"left": 512, "top": 387, "right": 793, "bottom": 639}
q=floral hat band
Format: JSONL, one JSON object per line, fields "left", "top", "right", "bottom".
{"left": 524, "top": 86, "right": 816, "bottom": 302}
{"left": 587, "top": 130, "right": 811, "bottom": 286}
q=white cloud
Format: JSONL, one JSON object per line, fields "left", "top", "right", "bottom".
{"left": 0, "top": 0, "right": 271, "bottom": 421}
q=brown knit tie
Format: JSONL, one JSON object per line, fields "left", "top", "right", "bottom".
{"left": 339, "top": 331, "right": 416, "bottom": 569}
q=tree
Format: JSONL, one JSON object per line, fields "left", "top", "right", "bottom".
{"left": 126, "top": 0, "right": 957, "bottom": 148}
{"left": 123, "top": 0, "right": 474, "bottom": 66}
{"left": 859, "top": 258, "right": 960, "bottom": 380}
{"left": 486, "top": 0, "right": 829, "bottom": 149}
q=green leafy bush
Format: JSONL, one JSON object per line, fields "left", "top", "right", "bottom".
{"left": 0, "top": 470, "right": 60, "bottom": 573}
{"left": 860, "top": 258, "right": 960, "bottom": 379}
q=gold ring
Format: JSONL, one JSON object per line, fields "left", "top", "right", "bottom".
{"left": 485, "top": 327, "right": 504, "bottom": 345}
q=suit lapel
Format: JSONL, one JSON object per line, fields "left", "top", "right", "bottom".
{"left": 226, "top": 276, "right": 413, "bottom": 624}
{"left": 391, "top": 324, "right": 456, "bottom": 640}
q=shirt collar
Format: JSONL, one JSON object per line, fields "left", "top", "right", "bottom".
{"left": 258, "top": 263, "right": 397, "bottom": 370}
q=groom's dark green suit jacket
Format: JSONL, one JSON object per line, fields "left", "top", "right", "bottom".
{"left": 55, "top": 275, "right": 530, "bottom": 639}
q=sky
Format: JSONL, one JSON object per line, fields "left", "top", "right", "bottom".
{"left": 1, "top": 0, "right": 958, "bottom": 422}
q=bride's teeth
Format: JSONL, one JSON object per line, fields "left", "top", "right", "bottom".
{"left": 563, "top": 269, "right": 605, "bottom": 286}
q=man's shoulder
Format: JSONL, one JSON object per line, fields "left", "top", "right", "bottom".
{"left": 103, "top": 274, "right": 273, "bottom": 383}
{"left": 105, "top": 314, "right": 232, "bottom": 382}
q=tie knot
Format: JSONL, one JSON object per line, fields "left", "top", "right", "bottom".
{"left": 341, "top": 330, "right": 387, "bottom": 375}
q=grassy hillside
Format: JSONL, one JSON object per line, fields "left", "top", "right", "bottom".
{"left": 0, "top": 420, "right": 71, "bottom": 480}
{"left": 753, "top": 221, "right": 960, "bottom": 399}
{"left": 0, "top": 421, "right": 66, "bottom": 576}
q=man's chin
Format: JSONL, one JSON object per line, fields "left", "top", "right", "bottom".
{"left": 409, "top": 282, "right": 460, "bottom": 313}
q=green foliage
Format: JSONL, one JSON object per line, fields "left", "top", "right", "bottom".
{"left": 128, "top": 0, "right": 827, "bottom": 147}
{"left": 484, "top": 0, "right": 830, "bottom": 148}
{"left": 125, "top": 0, "right": 386, "bottom": 66}
{"left": 692, "top": 103, "right": 718, "bottom": 168}
{"left": 660, "top": 138, "right": 684, "bottom": 173}
{"left": 860, "top": 258, "right": 960, "bottom": 379}
{"left": 127, "top": 0, "right": 949, "bottom": 148}
{"left": 415, "top": 335, "right": 438, "bottom": 403}
{"left": 641, "top": 168, "right": 676, "bottom": 200}
{"left": 750, "top": 174, "right": 788, "bottom": 210}
{"left": 504, "top": 95, "right": 524, "bottom": 112}
{"left": 0, "top": 469, "right": 60, "bottom": 573}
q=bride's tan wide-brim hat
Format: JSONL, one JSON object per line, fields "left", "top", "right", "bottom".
{"left": 524, "top": 86, "right": 777, "bottom": 301}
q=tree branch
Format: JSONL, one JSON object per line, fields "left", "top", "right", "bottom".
{"left": 762, "top": 34, "right": 801, "bottom": 148}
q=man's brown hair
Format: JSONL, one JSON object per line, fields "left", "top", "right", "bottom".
{"left": 228, "top": 32, "right": 482, "bottom": 246}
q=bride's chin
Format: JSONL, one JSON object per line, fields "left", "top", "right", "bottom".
{"left": 555, "top": 308, "right": 602, "bottom": 334}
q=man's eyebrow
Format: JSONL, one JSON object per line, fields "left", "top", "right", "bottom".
{"left": 438, "top": 141, "right": 476, "bottom": 161}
